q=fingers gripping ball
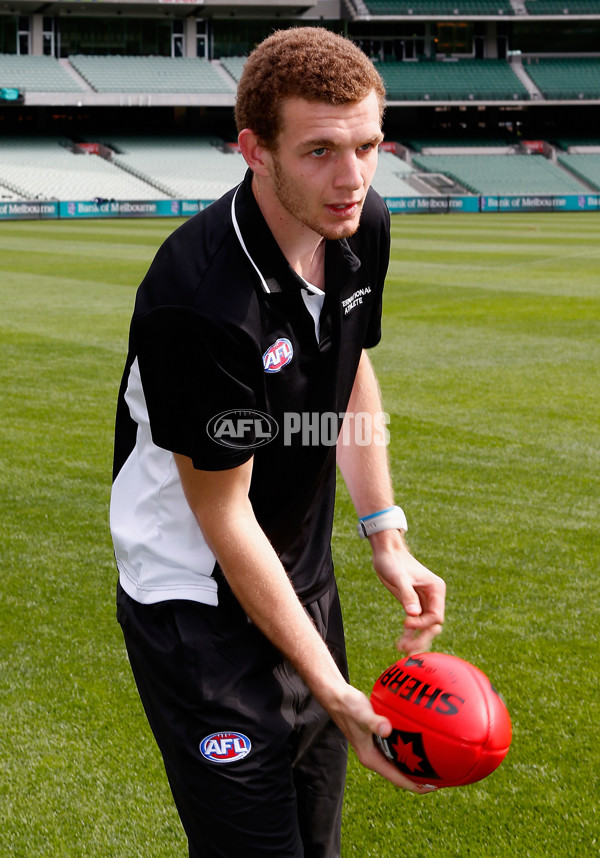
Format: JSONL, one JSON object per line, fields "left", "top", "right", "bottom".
{"left": 371, "top": 653, "right": 512, "bottom": 788}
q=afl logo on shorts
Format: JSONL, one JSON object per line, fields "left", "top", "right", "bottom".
{"left": 263, "top": 338, "right": 293, "bottom": 373}
{"left": 200, "top": 732, "right": 252, "bottom": 764}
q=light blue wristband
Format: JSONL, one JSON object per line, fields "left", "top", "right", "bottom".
{"left": 357, "top": 505, "right": 408, "bottom": 538}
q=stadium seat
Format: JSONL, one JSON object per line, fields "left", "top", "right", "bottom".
{"left": 371, "top": 150, "right": 424, "bottom": 196}
{"left": 556, "top": 154, "right": 600, "bottom": 191}
{"left": 406, "top": 138, "right": 515, "bottom": 152}
{"left": 364, "top": 0, "right": 513, "bottom": 13}
{"left": 0, "top": 137, "right": 170, "bottom": 201}
{"left": 0, "top": 54, "right": 84, "bottom": 93}
{"left": 219, "top": 57, "right": 247, "bottom": 83}
{"left": 524, "top": 0, "right": 600, "bottom": 13}
{"left": 68, "top": 55, "right": 235, "bottom": 94}
{"left": 411, "top": 153, "right": 589, "bottom": 194}
{"left": 0, "top": 135, "right": 430, "bottom": 202}
{"left": 379, "top": 59, "right": 529, "bottom": 101}
{"left": 99, "top": 136, "right": 247, "bottom": 199}
{"left": 523, "top": 57, "right": 600, "bottom": 100}
{"left": 102, "top": 137, "right": 429, "bottom": 201}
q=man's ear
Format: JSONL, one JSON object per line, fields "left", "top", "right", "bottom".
{"left": 238, "top": 129, "right": 272, "bottom": 177}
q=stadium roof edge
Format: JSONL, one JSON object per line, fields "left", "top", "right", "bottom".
{"left": 385, "top": 99, "right": 600, "bottom": 106}
{"left": 353, "top": 14, "right": 600, "bottom": 20}
{"left": 2, "top": 0, "right": 316, "bottom": 13}
{"left": 21, "top": 92, "right": 237, "bottom": 107}
{"left": 16, "top": 92, "right": 600, "bottom": 108}
{"left": 5, "top": 0, "right": 600, "bottom": 18}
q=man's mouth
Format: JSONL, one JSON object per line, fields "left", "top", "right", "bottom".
{"left": 326, "top": 201, "right": 361, "bottom": 217}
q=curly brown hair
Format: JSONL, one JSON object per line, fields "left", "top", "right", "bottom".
{"left": 235, "top": 27, "right": 386, "bottom": 149}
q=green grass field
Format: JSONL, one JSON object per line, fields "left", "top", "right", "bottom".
{"left": 1, "top": 212, "right": 598, "bottom": 857}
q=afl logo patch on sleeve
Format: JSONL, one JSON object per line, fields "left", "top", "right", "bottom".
{"left": 263, "top": 338, "right": 293, "bottom": 373}
{"left": 200, "top": 732, "right": 252, "bottom": 764}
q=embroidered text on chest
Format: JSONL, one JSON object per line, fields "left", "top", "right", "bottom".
{"left": 342, "top": 286, "right": 371, "bottom": 315}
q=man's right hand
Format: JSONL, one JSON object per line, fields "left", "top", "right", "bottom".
{"left": 324, "top": 681, "right": 438, "bottom": 794}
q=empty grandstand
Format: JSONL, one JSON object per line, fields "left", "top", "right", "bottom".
{"left": 556, "top": 153, "right": 600, "bottom": 190}
{"left": 100, "top": 136, "right": 246, "bottom": 199}
{"left": 0, "top": 135, "right": 430, "bottom": 201}
{"left": 407, "top": 138, "right": 518, "bottom": 152}
{"left": 411, "top": 152, "right": 589, "bottom": 194}
{"left": 523, "top": 57, "right": 600, "bottom": 100}
{"left": 364, "top": 1, "right": 514, "bottom": 14}
{"left": 69, "top": 55, "right": 235, "bottom": 95}
{"left": 524, "top": 0, "right": 600, "bottom": 13}
{"left": 0, "top": 54, "right": 83, "bottom": 93}
{"left": 219, "top": 57, "right": 247, "bottom": 84}
{"left": 380, "top": 58, "right": 529, "bottom": 101}
{"left": 0, "top": 137, "right": 172, "bottom": 201}
{"left": 371, "top": 149, "right": 425, "bottom": 196}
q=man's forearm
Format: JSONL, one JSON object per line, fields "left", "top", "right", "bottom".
{"left": 213, "top": 514, "right": 347, "bottom": 705}
{"left": 173, "top": 453, "right": 348, "bottom": 711}
{"left": 336, "top": 354, "right": 446, "bottom": 657}
{"left": 337, "top": 350, "right": 396, "bottom": 518}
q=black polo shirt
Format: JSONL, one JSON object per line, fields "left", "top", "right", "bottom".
{"left": 111, "top": 169, "right": 390, "bottom": 605}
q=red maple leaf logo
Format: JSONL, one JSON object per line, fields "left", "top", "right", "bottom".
{"left": 392, "top": 735, "right": 425, "bottom": 774}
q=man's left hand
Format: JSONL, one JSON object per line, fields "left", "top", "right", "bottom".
{"left": 369, "top": 530, "right": 446, "bottom": 655}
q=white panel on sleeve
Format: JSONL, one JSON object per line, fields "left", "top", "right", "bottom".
{"left": 110, "top": 358, "right": 219, "bottom": 606}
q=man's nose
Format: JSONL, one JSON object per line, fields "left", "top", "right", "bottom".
{"left": 333, "top": 153, "right": 363, "bottom": 191}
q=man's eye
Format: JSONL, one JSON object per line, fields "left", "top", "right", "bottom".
{"left": 358, "top": 143, "right": 375, "bottom": 153}
{"left": 312, "top": 148, "right": 328, "bottom": 157}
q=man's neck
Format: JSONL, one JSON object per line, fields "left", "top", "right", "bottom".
{"left": 291, "top": 241, "right": 326, "bottom": 290}
{"left": 252, "top": 174, "right": 326, "bottom": 290}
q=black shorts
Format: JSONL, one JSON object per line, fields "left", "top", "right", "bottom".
{"left": 116, "top": 574, "right": 349, "bottom": 858}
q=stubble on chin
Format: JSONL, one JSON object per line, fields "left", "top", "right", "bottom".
{"left": 271, "top": 157, "right": 363, "bottom": 241}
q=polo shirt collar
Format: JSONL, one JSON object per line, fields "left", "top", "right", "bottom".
{"left": 231, "top": 169, "right": 361, "bottom": 296}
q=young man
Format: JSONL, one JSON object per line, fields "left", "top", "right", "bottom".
{"left": 111, "top": 27, "right": 445, "bottom": 858}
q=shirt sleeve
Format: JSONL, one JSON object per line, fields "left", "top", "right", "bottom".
{"left": 133, "top": 305, "right": 262, "bottom": 471}
{"left": 363, "top": 190, "right": 391, "bottom": 349}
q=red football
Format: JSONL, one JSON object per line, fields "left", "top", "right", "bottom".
{"left": 371, "top": 652, "right": 512, "bottom": 788}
